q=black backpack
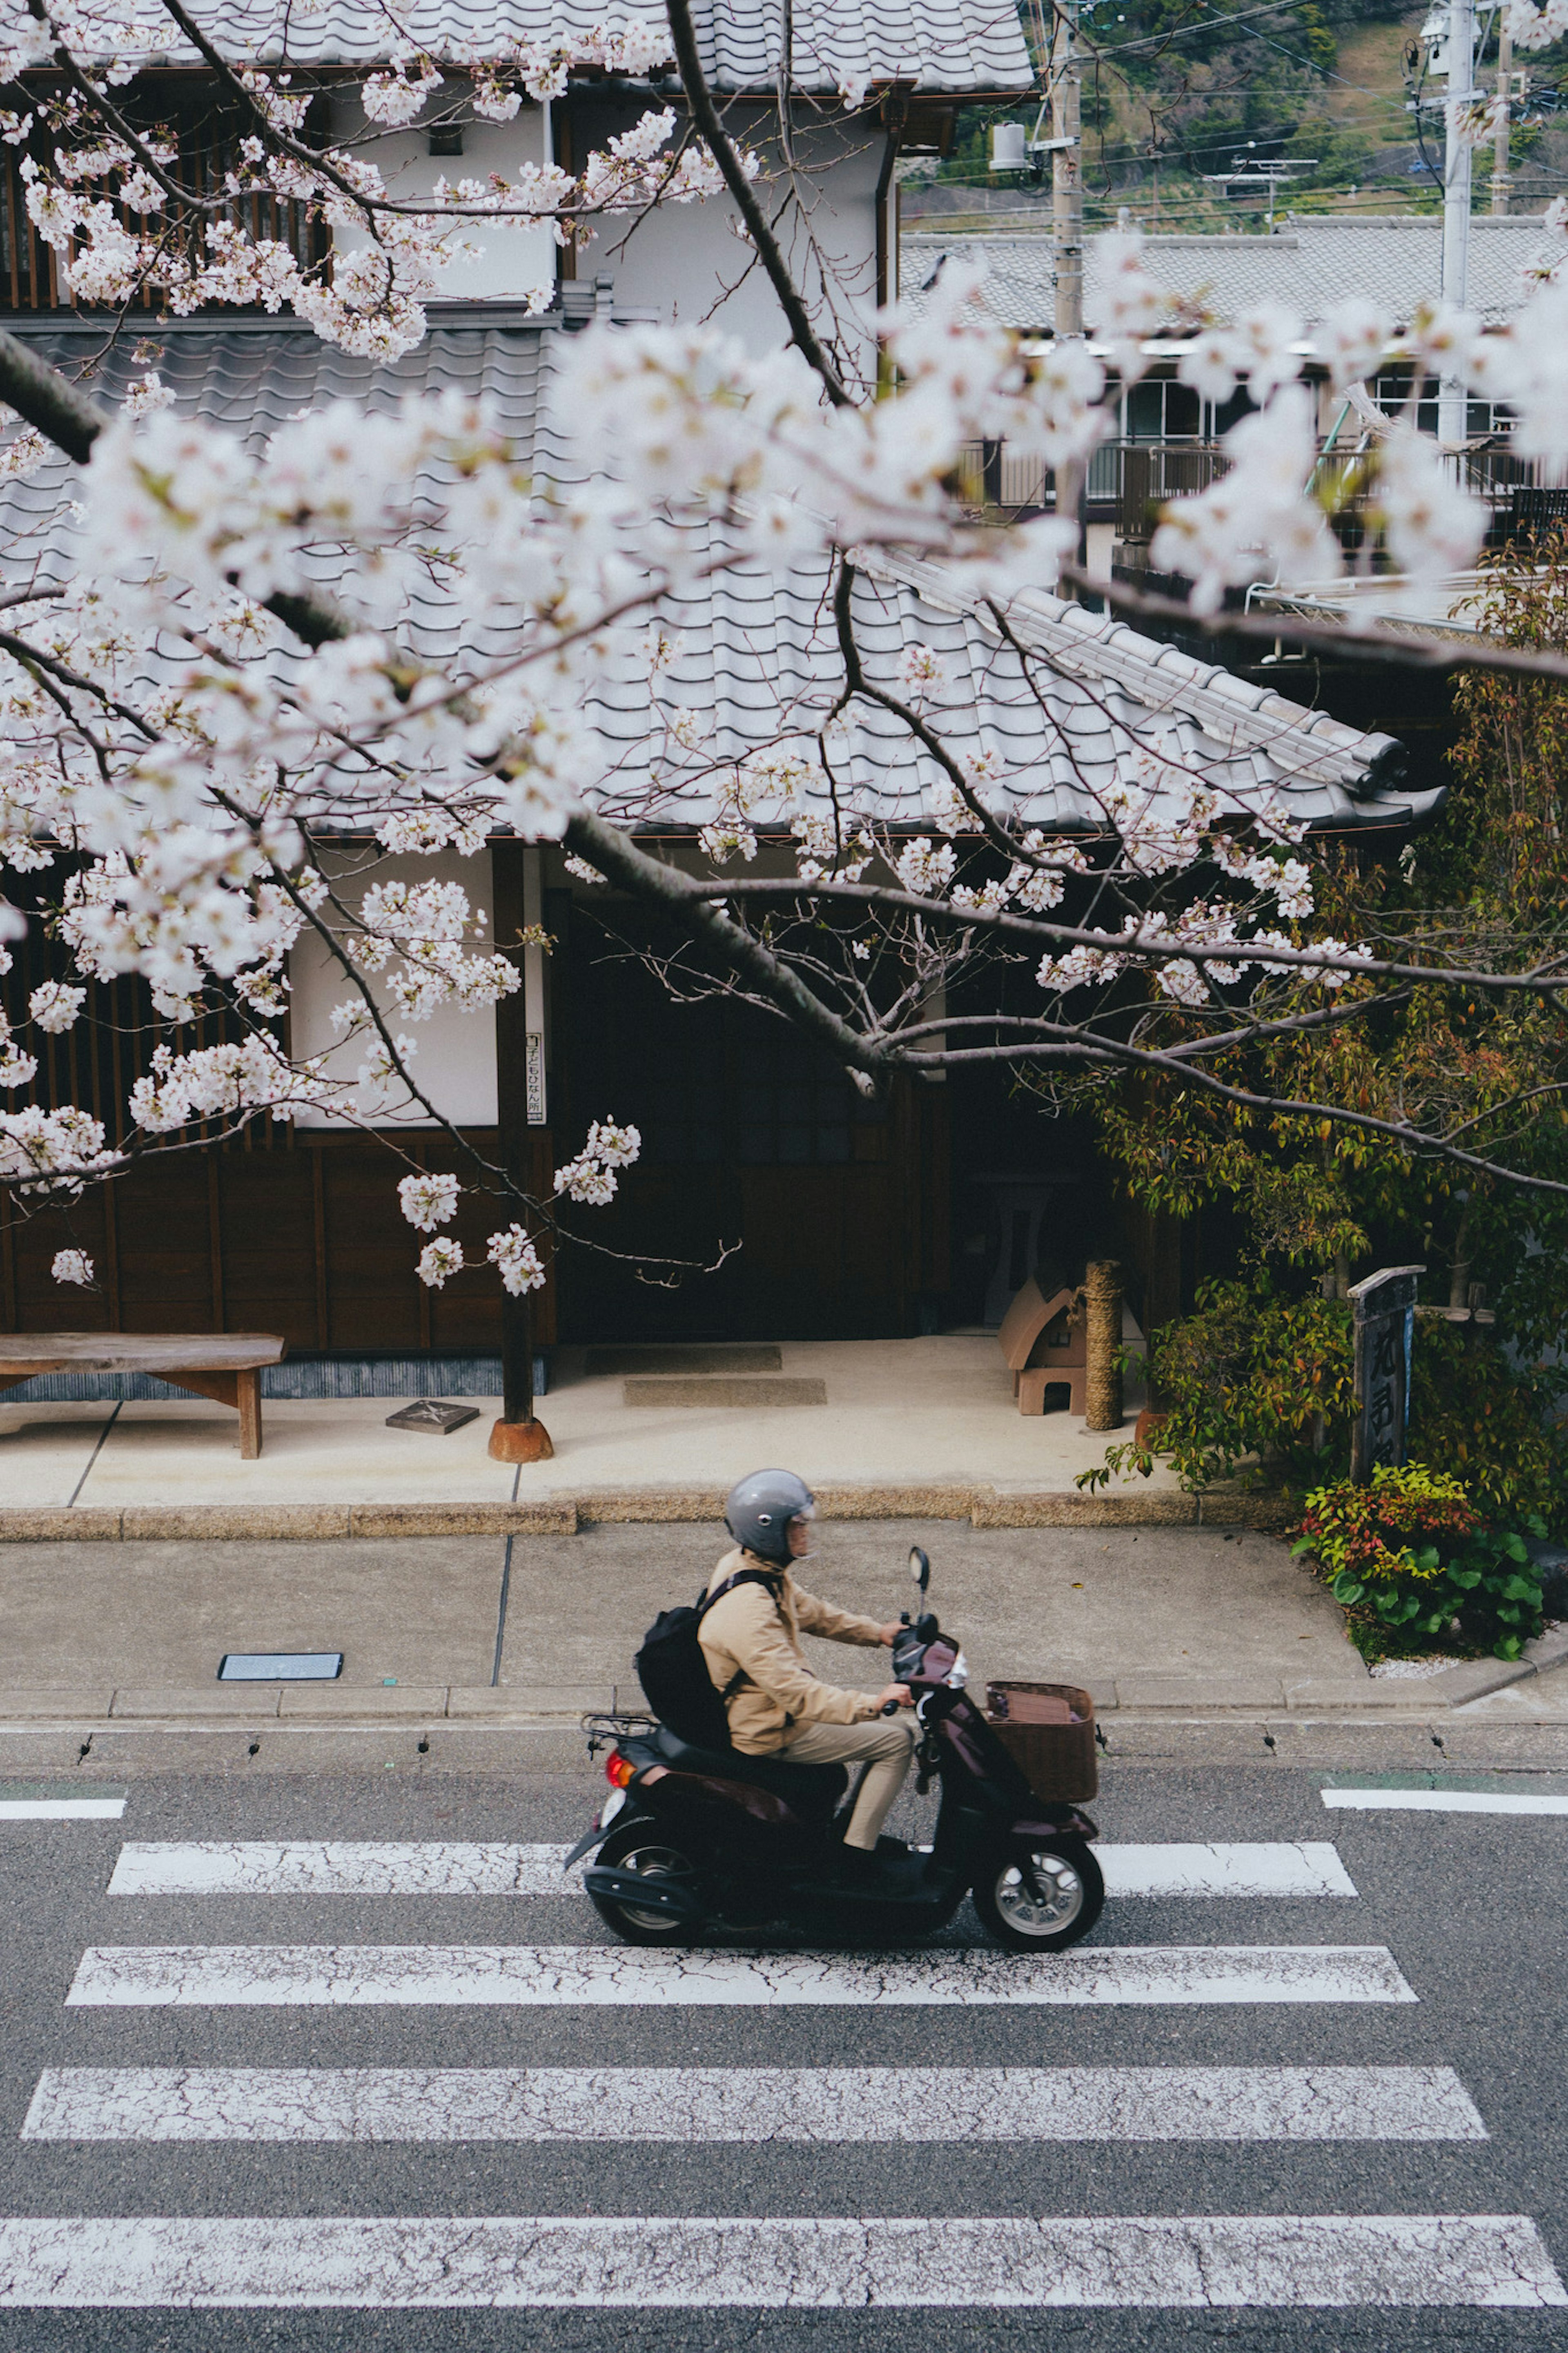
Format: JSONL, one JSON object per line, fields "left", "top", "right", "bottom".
{"left": 635, "top": 1567, "right": 775, "bottom": 1748}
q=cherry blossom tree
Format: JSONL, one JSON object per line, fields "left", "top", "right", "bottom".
{"left": 4, "top": 0, "right": 1568, "bottom": 1309}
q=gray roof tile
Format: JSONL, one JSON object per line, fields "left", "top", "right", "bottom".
{"left": 121, "top": 0, "right": 1031, "bottom": 89}
{"left": 0, "top": 317, "right": 1425, "bottom": 834}
{"left": 903, "top": 213, "right": 1560, "bottom": 332}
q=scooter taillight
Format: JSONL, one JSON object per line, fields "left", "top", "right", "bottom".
{"left": 605, "top": 1751, "right": 636, "bottom": 1790}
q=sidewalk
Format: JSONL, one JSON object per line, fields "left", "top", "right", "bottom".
{"left": 7, "top": 1335, "right": 1568, "bottom": 1754}
{"left": 3, "top": 1516, "right": 1568, "bottom": 1766}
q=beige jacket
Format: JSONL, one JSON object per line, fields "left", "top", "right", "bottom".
{"left": 697, "top": 1546, "right": 887, "bottom": 1754}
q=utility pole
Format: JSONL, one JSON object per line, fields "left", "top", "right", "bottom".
{"left": 1491, "top": 15, "right": 1512, "bottom": 213}
{"left": 1050, "top": 0, "right": 1082, "bottom": 339}
{"left": 1438, "top": 0, "right": 1474, "bottom": 448}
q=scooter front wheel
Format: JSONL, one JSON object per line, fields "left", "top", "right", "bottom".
{"left": 588, "top": 1819, "right": 704, "bottom": 1945}
{"left": 973, "top": 1836, "right": 1105, "bottom": 1952}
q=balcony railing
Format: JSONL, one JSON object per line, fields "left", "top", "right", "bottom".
{"left": 0, "top": 124, "right": 328, "bottom": 314}
{"left": 960, "top": 436, "right": 1557, "bottom": 546}
{"left": 957, "top": 439, "right": 1232, "bottom": 535}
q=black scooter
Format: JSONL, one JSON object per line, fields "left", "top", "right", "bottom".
{"left": 568, "top": 1546, "right": 1105, "bottom": 1952}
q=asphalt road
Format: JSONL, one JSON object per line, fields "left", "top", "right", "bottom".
{"left": 0, "top": 1746, "right": 1565, "bottom": 2353}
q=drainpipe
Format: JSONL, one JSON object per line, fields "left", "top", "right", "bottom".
{"left": 875, "top": 97, "right": 907, "bottom": 314}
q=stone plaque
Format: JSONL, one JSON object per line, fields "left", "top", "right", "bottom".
{"left": 1348, "top": 1265, "right": 1424, "bottom": 1481}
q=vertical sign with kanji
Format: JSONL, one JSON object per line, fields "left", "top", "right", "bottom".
{"left": 1348, "top": 1265, "right": 1425, "bottom": 1482}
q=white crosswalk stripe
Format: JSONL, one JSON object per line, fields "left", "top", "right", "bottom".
{"left": 1323, "top": 1787, "right": 1568, "bottom": 1817}
{"left": 21, "top": 2063, "right": 1487, "bottom": 2143}
{"left": 0, "top": 1799, "right": 125, "bottom": 1821}
{"left": 106, "top": 1838, "right": 1359, "bottom": 1899}
{"left": 0, "top": 2213, "right": 1559, "bottom": 2308}
{"left": 65, "top": 1941, "right": 1418, "bottom": 2007}
{"left": 1098, "top": 1843, "right": 1356, "bottom": 1897}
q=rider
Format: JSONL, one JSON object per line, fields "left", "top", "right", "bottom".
{"left": 699, "top": 1468, "right": 915, "bottom": 1884}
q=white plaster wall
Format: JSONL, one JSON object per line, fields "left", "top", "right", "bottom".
{"left": 333, "top": 91, "right": 558, "bottom": 302}
{"left": 289, "top": 846, "right": 500, "bottom": 1129}
{"left": 577, "top": 106, "right": 886, "bottom": 364}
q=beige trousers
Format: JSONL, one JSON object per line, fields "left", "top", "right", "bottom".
{"left": 780, "top": 1714, "right": 918, "bottom": 1849}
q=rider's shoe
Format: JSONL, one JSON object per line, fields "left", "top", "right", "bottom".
{"left": 829, "top": 1842, "right": 927, "bottom": 1897}
{"left": 833, "top": 1843, "right": 884, "bottom": 1888}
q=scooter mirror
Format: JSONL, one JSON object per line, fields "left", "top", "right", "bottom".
{"left": 909, "top": 1545, "right": 930, "bottom": 1593}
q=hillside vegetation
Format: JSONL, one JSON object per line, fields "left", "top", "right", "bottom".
{"left": 911, "top": 0, "right": 1568, "bottom": 231}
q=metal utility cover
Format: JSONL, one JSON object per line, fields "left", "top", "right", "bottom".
{"left": 385, "top": 1399, "right": 481, "bottom": 1434}
{"left": 218, "top": 1653, "right": 343, "bottom": 1682}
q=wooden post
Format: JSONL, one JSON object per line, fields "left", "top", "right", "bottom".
{"left": 488, "top": 838, "right": 554, "bottom": 1467}
{"left": 489, "top": 1287, "right": 553, "bottom": 1463}
{"left": 1084, "top": 1259, "right": 1124, "bottom": 1431}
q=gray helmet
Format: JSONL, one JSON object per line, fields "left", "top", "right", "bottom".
{"left": 724, "top": 1468, "right": 815, "bottom": 1566}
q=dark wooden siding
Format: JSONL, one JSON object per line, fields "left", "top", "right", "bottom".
{"left": 552, "top": 900, "right": 949, "bottom": 1341}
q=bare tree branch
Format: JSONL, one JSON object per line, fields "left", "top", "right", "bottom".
{"left": 662, "top": 0, "right": 853, "bottom": 408}
{"left": 564, "top": 807, "right": 892, "bottom": 1081}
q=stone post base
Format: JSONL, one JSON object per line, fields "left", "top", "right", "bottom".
{"left": 488, "top": 1418, "right": 555, "bottom": 1464}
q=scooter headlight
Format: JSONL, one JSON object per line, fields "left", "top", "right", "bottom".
{"left": 946, "top": 1649, "right": 969, "bottom": 1689}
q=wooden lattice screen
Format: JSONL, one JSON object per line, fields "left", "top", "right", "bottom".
{"left": 0, "top": 84, "right": 332, "bottom": 313}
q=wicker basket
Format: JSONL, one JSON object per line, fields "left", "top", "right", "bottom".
{"left": 984, "top": 1679, "right": 1098, "bottom": 1802}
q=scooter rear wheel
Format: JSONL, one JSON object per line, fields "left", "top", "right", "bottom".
{"left": 973, "top": 1836, "right": 1105, "bottom": 1952}
{"left": 588, "top": 1819, "right": 704, "bottom": 1945}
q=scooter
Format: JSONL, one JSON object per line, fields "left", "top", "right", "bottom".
{"left": 567, "top": 1546, "right": 1105, "bottom": 1952}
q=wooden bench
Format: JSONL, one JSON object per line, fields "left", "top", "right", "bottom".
{"left": 997, "top": 1278, "right": 1087, "bottom": 1416}
{"left": 0, "top": 1334, "right": 287, "bottom": 1458}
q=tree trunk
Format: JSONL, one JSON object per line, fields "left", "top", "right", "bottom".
{"left": 1084, "top": 1259, "right": 1124, "bottom": 1432}
{"left": 1449, "top": 1201, "right": 1473, "bottom": 1310}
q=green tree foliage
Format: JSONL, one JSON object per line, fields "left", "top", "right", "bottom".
{"left": 1080, "top": 1281, "right": 1568, "bottom": 1529}
{"left": 1076, "top": 541, "right": 1568, "bottom": 1524}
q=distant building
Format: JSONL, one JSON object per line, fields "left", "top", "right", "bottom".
{"left": 898, "top": 212, "right": 1560, "bottom": 339}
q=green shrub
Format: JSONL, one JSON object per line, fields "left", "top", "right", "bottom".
{"left": 1078, "top": 1275, "right": 1568, "bottom": 1532}
{"left": 1291, "top": 1463, "right": 1546, "bottom": 1662}
{"left": 1078, "top": 1278, "right": 1354, "bottom": 1494}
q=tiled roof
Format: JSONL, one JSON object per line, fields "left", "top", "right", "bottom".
{"left": 902, "top": 214, "right": 1560, "bottom": 333}
{"left": 118, "top": 0, "right": 1032, "bottom": 89}
{"left": 0, "top": 317, "right": 1428, "bottom": 834}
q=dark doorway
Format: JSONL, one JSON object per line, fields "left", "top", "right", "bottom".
{"left": 555, "top": 916, "right": 946, "bottom": 1340}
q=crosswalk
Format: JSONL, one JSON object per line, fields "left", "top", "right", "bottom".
{"left": 2, "top": 1808, "right": 1563, "bottom": 2315}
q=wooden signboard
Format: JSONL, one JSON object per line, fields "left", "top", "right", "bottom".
{"left": 1348, "top": 1265, "right": 1425, "bottom": 1481}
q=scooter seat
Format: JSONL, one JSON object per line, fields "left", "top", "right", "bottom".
{"left": 653, "top": 1723, "right": 848, "bottom": 1809}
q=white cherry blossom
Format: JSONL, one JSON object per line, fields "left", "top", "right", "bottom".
{"left": 397, "top": 1171, "right": 461, "bottom": 1231}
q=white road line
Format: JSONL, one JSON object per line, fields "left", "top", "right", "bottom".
{"left": 21, "top": 2065, "right": 1484, "bottom": 2144}
{"left": 1323, "top": 1787, "right": 1568, "bottom": 1817}
{"left": 106, "top": 1843, "right": 572, "bottom": 1896}
{"left": 0, "top": 2215, "right": 1557, "bottom": 2308}
{"left": 1098, "top": 1844, "right": 1357, "bottom": 1898}
{"left": 106, "top": 1839, "right": 1357, "bottom": 1899}
{"left": 0, "top": 1800, "right": 125, "bottom": 1821}
{"left": 64, "top": 1943, "right": 1418, "bottom": 2008}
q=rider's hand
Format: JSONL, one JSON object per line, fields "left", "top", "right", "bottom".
{"left": 874, "top": 1682, "right": 913, "bottom": 1711}
{"left": 878, "top": 1623, "right": 903, "bottom": 1646}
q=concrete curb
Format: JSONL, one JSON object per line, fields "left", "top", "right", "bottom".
{"left": 3, "top": 1632, "right": 1563, "bottom": 1733}
{"left": 0, "top": 1486, "right": 1294, "bottom": 1541}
